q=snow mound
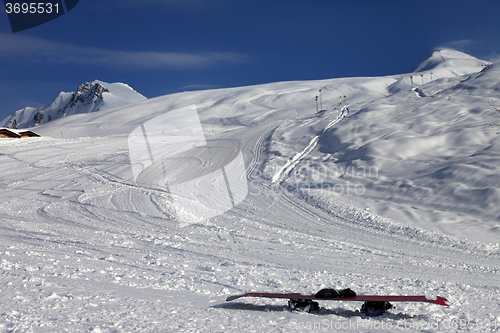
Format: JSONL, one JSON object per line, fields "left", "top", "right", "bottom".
{"left": 412, "top": 48, "right": 490, "bottom": 77}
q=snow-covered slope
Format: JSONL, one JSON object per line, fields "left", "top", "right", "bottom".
{"left": 1, "top": 50, "right": 499, "bottom": 332}
{"left": 266, "top": 60, "right": 500, "bottom": 244}
{"left": 0, "top": 80, "right": 146, "bottom": 129}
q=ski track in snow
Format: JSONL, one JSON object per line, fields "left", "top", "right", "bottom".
{"left": 1, "top": 51, "right": 500, "bottom": 332}
{"left": 272, "top": 106, "right": 349, "bottom": 184}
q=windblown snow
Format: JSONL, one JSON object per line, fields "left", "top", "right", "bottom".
{"left": 1, "top": 48, "right": 499, "bottom": 332}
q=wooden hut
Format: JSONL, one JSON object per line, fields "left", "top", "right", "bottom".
{"left": 19, "top": 130, "right": 41, "bottom": 138}
{"left": 0, "top": 128, "right": 40, "bottom": 139}
{"left": 0, "top": 128, "right": 21, "bottom": 138}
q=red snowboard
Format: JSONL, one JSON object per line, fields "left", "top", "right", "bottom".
{"left": 226, "top": 292, "right": 449, "bottom": 306}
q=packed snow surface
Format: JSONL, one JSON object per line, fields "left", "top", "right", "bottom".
{"left": 1, "top": 49, "right": 499, "bottom": 332}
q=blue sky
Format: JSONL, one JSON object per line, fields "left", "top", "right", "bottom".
{"left": 1, "top": 0, "right": 500, "bottom": 122}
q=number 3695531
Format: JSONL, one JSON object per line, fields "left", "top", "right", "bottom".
{"left": 5, "top": 2, "right": 60, "bottom": 14}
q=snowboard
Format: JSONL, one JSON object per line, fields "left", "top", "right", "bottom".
{"left": 226, "top": 292, "right": 449, "bottom": 305}
{"left": 226, "top": 291, "right": 449, "bottom": 316}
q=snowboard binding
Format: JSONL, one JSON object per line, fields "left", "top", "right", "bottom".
{"left": 288, "top": 299, "right": 319, "bottom": 313}
{"left": 360, "top": 301, "right": 393, "bottom": 316}
{"left": 315, "top": 288, "right": 357, "bottom": 298}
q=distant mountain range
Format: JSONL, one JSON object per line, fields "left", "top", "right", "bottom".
{"left": 0, "top": 48, "right": 490, "bottom": 131}
{"left": 0, "top": 80, "right": 146, "bottom": 129}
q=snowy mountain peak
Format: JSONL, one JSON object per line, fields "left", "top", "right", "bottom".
{"left": 0, "top": 80, "right": 146, "bottom": 129}
{"left": 412, "top": 47, "right": 490, "bottom": 75}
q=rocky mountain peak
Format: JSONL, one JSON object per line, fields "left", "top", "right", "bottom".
{"left": 71, "top": 82, "right": 110, "bottom": 107}
{"left": 0, "top": 81, "right": 146, "bottom": 129}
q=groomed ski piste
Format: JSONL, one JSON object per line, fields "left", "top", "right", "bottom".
{"left": 1, "top": 48, "right": 499, "bottom": 332}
